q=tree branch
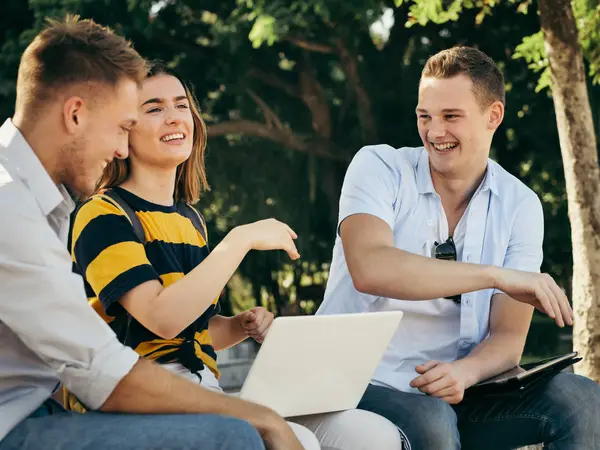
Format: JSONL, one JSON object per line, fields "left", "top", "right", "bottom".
{"left": 298, "top": 53, "right": 332, "bottom": 139}
{"left": 284, "top": 37, "right": 335, "bottom": 54}
{"left": 336, "top": 37, "right": 377, "bottom": 142}
{"left": 207, "top": 120, "right": 349, "bottom": 162}
{"left": 246, "top": 88, "right": 283, "bottom": 130}
{"left": 247, "top": 69, "right": 301, "bottom": 99}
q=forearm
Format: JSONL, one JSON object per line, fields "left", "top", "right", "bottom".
{"left": 101, "top": 358, "right": 278, "bottom": 431}
{"left": 354, "top": 246, "right": 499, "bottom": 300}
{"left": 151, "top": 228, "right": 250, "bottom": 337}
{"left": 209, "top": 315, "right": 248, "bottom": 351}
{"left": 452, "top": 331, "right": 526, "bottom": 388}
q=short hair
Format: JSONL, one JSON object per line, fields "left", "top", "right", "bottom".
{"left": 96, "top": 61, "right": 210, "bottom": 204}
{"left": 421, "top": 46, "right": 505, "bottom": 108}
{"left": 15, "top": 14, "right": 147, "bottom": 115}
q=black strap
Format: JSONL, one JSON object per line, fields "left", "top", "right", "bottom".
{"left": 103, "top": 189, "right": 146, "bottom": 243}
{"left": 103, "top": 189, "right": 207, "bottom": 246}
{"left": 177, "top": 203, "right": 208, "bottom": 244}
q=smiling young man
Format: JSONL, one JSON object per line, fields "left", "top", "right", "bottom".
{"left": 317, "top": 46, "right": 600, "bottom": 449}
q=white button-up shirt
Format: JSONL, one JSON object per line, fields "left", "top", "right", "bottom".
{"left": 0, "top": 119, "right": 139, "bottom": 440}
{"left": 317, "top": 144, "right": 543, "bottom": 394}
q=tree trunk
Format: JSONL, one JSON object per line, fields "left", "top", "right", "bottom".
{"left": 538, "top": 0, "right": 600, "bottom": 381}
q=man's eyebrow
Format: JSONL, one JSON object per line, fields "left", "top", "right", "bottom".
{"left": 141, "top": 97, "right": 163, "bottom": 106}
{"left": 415, "top": 108, "right": 466, "bottom": 114}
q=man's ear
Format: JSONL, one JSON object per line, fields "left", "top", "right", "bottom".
{"left": 62, "top": 96, "right": 86, "bottom": 135}
{"left": 487, "top": 100, "right": 504, "bottom": 131}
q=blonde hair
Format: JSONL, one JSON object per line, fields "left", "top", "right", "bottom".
{"left": 95, "top": 62, "right": 210, "bottom": 204}
{"left": 422, "top": 46, "right": 505, "bottom": 108}
{"left": 16, "top": 14, "right": 147, "bottom": 117}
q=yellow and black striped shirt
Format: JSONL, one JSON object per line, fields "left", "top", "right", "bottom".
{"left": 71, "top": 187, "right": 219, "bottom": 379}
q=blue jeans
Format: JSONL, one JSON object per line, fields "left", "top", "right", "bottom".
{"left": 358, "top": 373, "right": 600, "bottom": 450}
{"left": 0, "top": 399, "right": 265, "bottom": 450}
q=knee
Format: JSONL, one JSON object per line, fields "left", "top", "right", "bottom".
{"left": 329, "top": 409, "right": 404, "bottom": 450}
{"left": 215, "top": 417, "right": 265, "bottom": 450}
{"left": 412, "top": 399, "right": 459, "bottom": 449}
{"left": 547, "top": 373, "right": 600, "bottom": 428}
{"left": 359, "top": 387, "right": 459, "bottom": 449}
{"left": 381, "top": 396, "right": 459, "bottom": 450}
{"left": 287, "top": 422, "right": 320, "bottom": 450}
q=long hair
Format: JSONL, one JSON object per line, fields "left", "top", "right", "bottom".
{"left": 95, "top": 61, "right": 210, "bottom": 204}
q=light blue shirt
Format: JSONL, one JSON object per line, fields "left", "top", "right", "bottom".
{"left": 0, "top": 119, "right": 139, "bottom": 440}
{"left": 317, "top": 145, "right": 544, "bottom": 393}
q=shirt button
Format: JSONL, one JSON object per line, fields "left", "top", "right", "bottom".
{"left": 459, "top": 341, "right": 470, "bottom": 349}
{"left": 464, "top": 297, "right": 472, "bottom": 306}
{"left": 427, "top": 220, "right": 433, "bottom": 227}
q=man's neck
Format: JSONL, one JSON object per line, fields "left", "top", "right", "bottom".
{"left": 431, "top": 163, "right": 487, "bottom": 212}
{"left": 12, "top": 113, "right": 63, "bottom": 187}
{"left": 120, "top": 163, "right": 177, "bottom": 206}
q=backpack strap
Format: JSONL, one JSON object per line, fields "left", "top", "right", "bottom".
{"left": 177, "top": 203, "right": 208, "bottom": 245}
{"left": 102, "top": 189, "right": 146, "bottom": 243}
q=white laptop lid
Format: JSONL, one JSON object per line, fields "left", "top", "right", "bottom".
{"left": 239, "top": 311, "right": 403, "bottom": 418}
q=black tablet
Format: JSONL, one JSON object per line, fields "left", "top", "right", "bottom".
{"left": 475, "top": 352, "right": 580, "bottom": 387}
{"left": 462, "top": 352, "right": 581, "bottom": 401}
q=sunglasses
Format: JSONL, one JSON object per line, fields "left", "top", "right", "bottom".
{"left": 433, "top": 237, "right": 461, "bottom": 303}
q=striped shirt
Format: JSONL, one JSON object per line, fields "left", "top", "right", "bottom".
{"left": 71, "top": 187, "right": 220, "bottom": 379}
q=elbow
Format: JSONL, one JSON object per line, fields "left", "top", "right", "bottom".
{"left": 508, "top": 349, "right": 523, "bottom": 368}
{"left": 144, "top": 309, "right": 181, "bottom": 340}
{"left": 99, "top": 391, "right": 122, "bottom": 413}
{"left": 349, "top": 264, "right": 378, "bottom": 295}
{"left": 144, "top": 296, "right": 183, "bottom": 340}
{"left": 151, "top": 322, "right": 180, "bottom": 340}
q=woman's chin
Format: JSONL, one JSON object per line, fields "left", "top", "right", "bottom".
{"left": 162, "top": 153, "right": 191, "bottom": 168}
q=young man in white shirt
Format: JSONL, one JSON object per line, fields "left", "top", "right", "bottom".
{"left": 0, "top": 15, "right": 304, "bottom": 450}
{"left": 318, "top": 46, "right": 600, "bottom": 449}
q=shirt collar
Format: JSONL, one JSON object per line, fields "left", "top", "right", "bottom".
{"left": 416, "top": 148, "right": 499, "bottom": 197}
{"left": 416, "top": 149, "right": 435, "bottom": 195}
{"left": 0, "top": 118, "right": 74, "bottom": 217}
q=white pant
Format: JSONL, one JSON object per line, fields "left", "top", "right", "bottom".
{"left": 291, "top": 409, "right": 404, "bottom": 450}
{"left": 163, "top": 363, "right": 320, "bottom": 449}
{"left": 164, "top": 363, "right": 403, "bottom": 449}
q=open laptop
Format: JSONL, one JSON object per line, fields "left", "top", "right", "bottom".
{"left": 238, "top": 311, "right": 403, "bottom": 418}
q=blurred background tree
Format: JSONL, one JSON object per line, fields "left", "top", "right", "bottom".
{"left": 2, "top": 0, "right": 598, "bottom": 363}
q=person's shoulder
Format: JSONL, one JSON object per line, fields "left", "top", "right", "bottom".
{"left": 0, "top": 165, "right": 64, "bottom": 259}
{"left": 489, "top": 159, "right": 541, "bottom": 207}
{"left": 0, "top": 163, "right": 42, "bottom": 223}
{"left": 75, "top": 192, "right": 127, "bottom": 220}
{"left": 352, "top": 144, "right": 425, "bottom": 170}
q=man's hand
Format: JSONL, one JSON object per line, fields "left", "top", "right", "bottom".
{"left": 237, "top": 307, "right": 274, "bottom": 343}
{"left": 492, "top": 268, "right": 573, "bottom": 328}
{"left": 410, "top": 360, "right": 472, "bottom": 404}
{"left": 258, "top": 414, "right": 304, "bottom": 450}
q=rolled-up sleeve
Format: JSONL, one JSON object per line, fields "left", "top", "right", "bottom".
{"left": 338, "top": 145, "right": 400, "bottom": 232}
{"left": 0, "top": 206, "right": 139, "bottom": 410}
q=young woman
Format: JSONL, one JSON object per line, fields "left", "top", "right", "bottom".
{"left": 69, "top": 62, "right": 403, "bottom": 450}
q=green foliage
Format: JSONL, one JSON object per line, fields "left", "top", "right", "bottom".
{"left": 0, "top": 0, "right": 595, "bottom": 352}
{"left": 513, "top": 32, "right": 551, "bottom": 93}
{"left": 403, "top": 0, "right": 600, "bottom": 89}
{"left": 574, "top": 0, "right": 600, "bottom": 84}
